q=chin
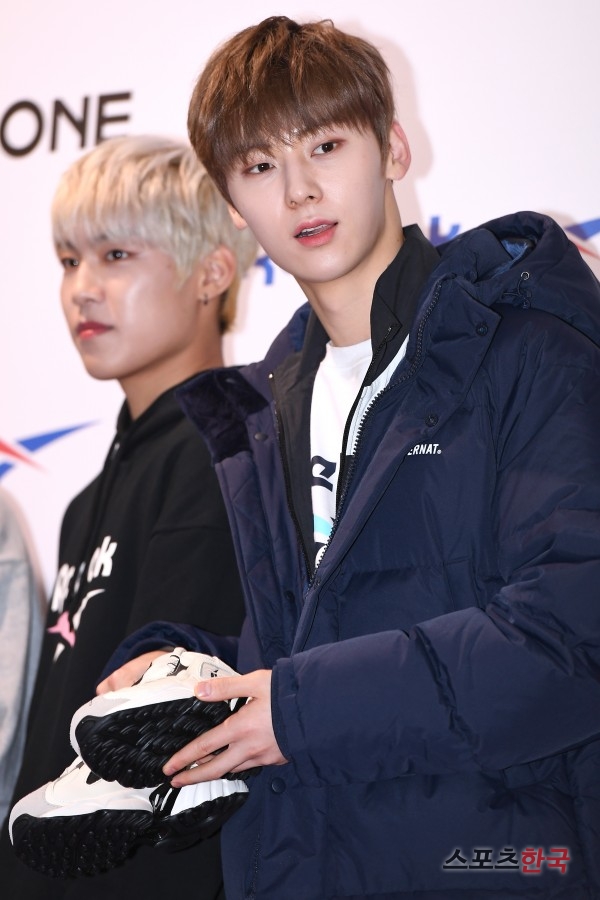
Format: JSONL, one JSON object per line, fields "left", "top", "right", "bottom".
{"left": 80, "top": 362, "right": 117, "bottom": 382}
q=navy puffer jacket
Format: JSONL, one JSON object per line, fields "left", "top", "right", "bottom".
{"left": 173, "top": 212, "right": 600, "bottom": 898}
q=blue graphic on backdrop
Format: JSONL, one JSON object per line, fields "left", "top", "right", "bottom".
{"left": 0, "top": 424, "right": 93, "bottom": 479}
{"left": 429, "top": 216, "right": 460, "bottom": 246}
{"left": 563, "top": 218, "right": 600, "bottom": 261}
{"left": 564, "top": 218, "right": 600, "bottom": 241}
{"left": 256, "top": 254, "right": 275, "bottom": 285}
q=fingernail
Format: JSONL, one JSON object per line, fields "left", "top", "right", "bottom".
{"left": 196, "top": 683, "right": 211, "bottom": 698}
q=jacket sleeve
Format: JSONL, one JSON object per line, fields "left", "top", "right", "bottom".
{"left": 272, "top": 317, "right": 600, "bottom": 786}
{"left": 98, "top": 621, "right": 240, "bottom": 682}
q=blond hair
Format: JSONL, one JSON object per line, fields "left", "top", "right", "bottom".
{"left": 52, "top": 135, "right": 257, "bottom": 333}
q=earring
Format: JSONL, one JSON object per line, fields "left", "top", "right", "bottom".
{"left": 202, "top": 293, "right": 209, "bottom": 306}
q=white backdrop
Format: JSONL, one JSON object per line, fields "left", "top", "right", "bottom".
{"left": 1, "top": 0, "right": 599, "bottom": 594}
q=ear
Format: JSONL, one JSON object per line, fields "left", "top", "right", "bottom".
{"left": 196, "top": 244, "right": 237, "bottom": 299}
{"left": 385, "top": 120, "right": 411, "bottom": 181}
{"left": 228, "top": 204, "right": 249, "bottom": 231}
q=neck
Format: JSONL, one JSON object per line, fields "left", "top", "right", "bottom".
{"left": 122, "top": 345, "right": 225, "bottom": 420}
{"left": 298, "top": 185, "right": 404, "bottom": 347}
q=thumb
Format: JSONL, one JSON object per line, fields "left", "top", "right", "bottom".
{"left": 195, "top": 673, "right": 243, "bottom": 702}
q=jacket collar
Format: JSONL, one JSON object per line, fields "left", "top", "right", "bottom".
{"left": 370, "top": 224, "right": 440, "bottom": 371}
{"left": 282, "top": 224, "right": 440, "bottom": 385}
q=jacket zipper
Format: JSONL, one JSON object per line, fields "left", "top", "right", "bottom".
{"left": 311, "top": 280, "right": 443, "bottom": 584}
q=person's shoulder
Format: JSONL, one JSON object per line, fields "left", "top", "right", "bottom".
{"left": 487, "top": 307, "right": 599, "bottom": 396}
{"left": 498, "top": 300, "right": 599, "bottom": 355}
{"left": 61, "top": 469, "right": 103, "bottom": 516}
{"left": 0, "top": 490, "right": 27, "bottom": 555}
{"left": 478, "top": 306, "right": 600, "bottom": 436}
{"left": 147, "top": 397, "right": 211, "bottom": 455}
{"left": 162, "top": 412, "right": 213, "bottom": 467}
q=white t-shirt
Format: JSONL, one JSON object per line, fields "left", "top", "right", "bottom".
{"left": 310, "top": 334, "right": 410, "bottom": 566}
{"left": 310, "top": 339, "right": 371, "bottom": 563}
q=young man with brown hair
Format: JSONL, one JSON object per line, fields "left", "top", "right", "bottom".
{"left": 69, "top": 18, "right": 600, "bottom": 899}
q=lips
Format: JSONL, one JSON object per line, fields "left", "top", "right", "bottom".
{"left": 294, "top": 220, "right": 337, "bottom": 246}
{"left": 76, "top": 321, "right": 112, "bottom": 339}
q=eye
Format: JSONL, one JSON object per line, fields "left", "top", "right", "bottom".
{"left": 106, "top": 249, "right": 129, "bottom": 261}
{"left": 59, "top": 256, "right": 79, "bottom": 270}
{"left": 314, "top": 140, "right": 338, "bottom": 155}
{"left": 246, "top": 161, "right": 273, "bottom": 175}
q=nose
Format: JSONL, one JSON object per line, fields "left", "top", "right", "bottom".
{"left": 68, "top": 261, "right": 103, "bottom": 307}
{"left": 285, "top": 159, "right": 322, "bottom": 209}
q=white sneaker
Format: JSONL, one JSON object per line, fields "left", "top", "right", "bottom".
{"left": 151, "top": 772, "right": 248, "bottom": 851}
{"left": 9, "top": 755, "right": 248, "bottom": 878}
{"left": 70, "top": 648, "right": 244, "bottom": 788}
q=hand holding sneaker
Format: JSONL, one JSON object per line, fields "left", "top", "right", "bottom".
{"left": 71, "top": 648, "right": 250, "bottom": 789}
{"left": 9, "top": 648, "right": 256, "bottom": 879}
{"left": 96, "top": 649, "right": 170, "bottom": 694}
{"left": 164, "top": 669, "right": 287, "bottom": 787}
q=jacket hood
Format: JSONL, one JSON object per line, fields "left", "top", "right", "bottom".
{"left": 435, "top": 210, "right": 600, "bottom": 348}
{"left": 114, "top": 383, "right": 192, "bottom": 460}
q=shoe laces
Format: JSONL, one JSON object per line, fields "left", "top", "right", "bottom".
{"left": 166, "top": 650, "right": 190, "bottom": 677}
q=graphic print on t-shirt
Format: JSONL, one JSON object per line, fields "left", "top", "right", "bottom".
{"left": 310, "top": 340, "right": 372, "bottom": 567}
{"left": 311, "top": 454, "right": 337, "bottom": 556}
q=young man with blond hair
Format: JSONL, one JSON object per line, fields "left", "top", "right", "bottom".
{"left": 2, "top": 134, "right": 256, "bottom": 899}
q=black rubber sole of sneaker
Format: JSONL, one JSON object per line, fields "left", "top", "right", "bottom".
{"left": 11, "top": 793, "right": 249, "bottom": 878}
{"left": 75, "top": 696, "right": 233, "bottom": 789}
{"left": 11, "top": 808, "right": 155, "bottom": 878}
{"left": 155, "top": 791, "right": 249, "bottom": 851}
